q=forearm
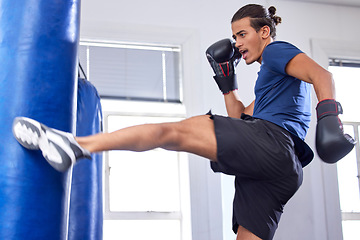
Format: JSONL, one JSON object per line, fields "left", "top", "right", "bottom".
{"left": 205, "top": 38, "right": 251, "bottom": 117}
{"left": 312, "top": 70, "right": 336, "bottom": 101}
{"left": 224, "top": 91, "right": 254, "bottom": 118}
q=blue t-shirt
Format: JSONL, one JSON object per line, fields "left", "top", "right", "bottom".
{"left": 252, "top": 41, "right": 311, "bottom": 141}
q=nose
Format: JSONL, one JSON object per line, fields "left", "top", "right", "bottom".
{"left": 234, "top": 39, "right": 242, "bottom": 49}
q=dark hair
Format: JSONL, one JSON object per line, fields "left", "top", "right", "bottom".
{"left": 231, "top": 4, "right": 282, "bottom": 39}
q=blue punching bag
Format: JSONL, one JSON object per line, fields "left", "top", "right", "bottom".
{"left": 69, "top": 78, "right": 103, "bottom": 240}
{"left": 0, "top": 1, "right": 81, "bottom": 239}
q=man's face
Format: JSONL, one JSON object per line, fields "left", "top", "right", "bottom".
{"left": 231, "top": 17, "right": 269, "bottom": 65}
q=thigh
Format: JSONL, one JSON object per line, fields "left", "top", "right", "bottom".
{"left": 162, "top": 114, "right": 217, "bottom": 161}
{"left": 210, "top": 114, "right": 298, "bottom": 179}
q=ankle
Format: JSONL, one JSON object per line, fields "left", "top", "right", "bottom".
{"left": 75, "top": 137, "right": 92, "bottom": 153}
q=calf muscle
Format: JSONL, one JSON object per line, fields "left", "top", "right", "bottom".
{"left": 77, "top": 115, "right": 218, "bottom": 161}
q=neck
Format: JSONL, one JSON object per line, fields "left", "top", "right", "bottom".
{"left": 257, "top": 38, "right": 274, "bottom": 64}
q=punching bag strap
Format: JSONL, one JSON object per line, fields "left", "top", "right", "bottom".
{"left": 78, "top": 61, "right": 87, "bottom": 80}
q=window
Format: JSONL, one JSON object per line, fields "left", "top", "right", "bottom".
{"left": 79, "top": 40, "right": 191, "bottom": 240}
{"left": 79, "top": 40, "right": 182, "bottom": 102}
{"left": 101, "top": 100, "right": 191, "bottom": 240}
{"left": 329, "top": 61, "right": 360, "bottom": 240}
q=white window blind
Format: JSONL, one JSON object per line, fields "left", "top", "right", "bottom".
{"left": 79, "top": 41, "right": 182, "bottom": 102}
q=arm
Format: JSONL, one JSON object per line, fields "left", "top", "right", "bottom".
{"left": 285, "top": 53, "right": 335, "bottom": 101}
{"left": 206, "top": 39, "right": 254, "bottom": 118}
{"left": 286, "top": 53, "right": 355, "bottom": 163}
{"left": 224, "top": 91, "right": 254, "bottom": 118}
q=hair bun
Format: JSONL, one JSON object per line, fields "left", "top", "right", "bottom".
{"left": 268, "top": 6, "right": 276, "bottom": 16}
{"left": 268, "top": 6, "right": 282, "bottom": 25}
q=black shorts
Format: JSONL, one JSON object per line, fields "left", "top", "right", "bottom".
{"left": 209, "top": 113, "right": 303, "bottom": 240}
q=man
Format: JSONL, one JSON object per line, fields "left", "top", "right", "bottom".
{"left": 13, "top": 4, "right": 354, "bottom": 239}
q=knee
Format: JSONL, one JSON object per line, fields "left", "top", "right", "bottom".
{"left": 158, "top": 122, "right": 185, "bottom": 151}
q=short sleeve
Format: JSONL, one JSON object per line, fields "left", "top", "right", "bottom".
{"left": 262, "top": 41, "right": 303, "bottom": 75}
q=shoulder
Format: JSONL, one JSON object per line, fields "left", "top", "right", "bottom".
{"left": 263, "top": 41, "right": 302, "bottom": 59}
{"left": 262, "top": 41, "right": 303, "bottom": 74}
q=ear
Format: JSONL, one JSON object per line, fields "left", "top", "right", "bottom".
{"left": 260, "top": 25, "right": 271, "bottom": 39}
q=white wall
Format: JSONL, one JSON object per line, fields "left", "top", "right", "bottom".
{"left": 80, "top": 0, "right": 360, "bottom": 239}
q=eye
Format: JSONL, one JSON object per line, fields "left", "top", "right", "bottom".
{"left": 239, "top": 33, "right": 246, "bottom": 38}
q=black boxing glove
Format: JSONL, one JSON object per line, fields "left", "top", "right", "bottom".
{"left": 206, "top": 39, "right": 242, "bottom": 94}
{"left": 316, "top": 99, "right": 356, "bottom": 163}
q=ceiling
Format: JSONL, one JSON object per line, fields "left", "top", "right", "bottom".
{"left": 281, "top": 0, "right": 360, "bottom": 8}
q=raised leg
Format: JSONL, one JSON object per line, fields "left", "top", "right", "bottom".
{"left": 76, "top": 114, "right": 218, "bottom": 161}
{"left": 13, "top": 115, "right": 217, "bottom": 171}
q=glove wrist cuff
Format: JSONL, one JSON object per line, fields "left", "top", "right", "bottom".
{"left": 214, "top": 74, "right": 238, "bottom": 94}
{"left": 316, "top": 99, "right": 343, "bottom": 120}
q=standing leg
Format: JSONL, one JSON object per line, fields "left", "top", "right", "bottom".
{"left": 236, "top": 226, "right": 262, "bottom": 240}
{"left": 76, "top": 115, "right": 218, "bottom": 161}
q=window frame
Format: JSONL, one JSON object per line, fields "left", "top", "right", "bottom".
{"left": 340, "top": 123, "right": 360, "bottom": 222}
{"left": 310, "top": 38, "right": 360, "bottom": 239}
{"left": 328, "top": 63, "right": 360, "bottom": 235}
{"left": 101, "top": 99, "right": 192, "bottom": 240}
{"left": 78, "top": 38, "right": 191, "bottom": 239}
